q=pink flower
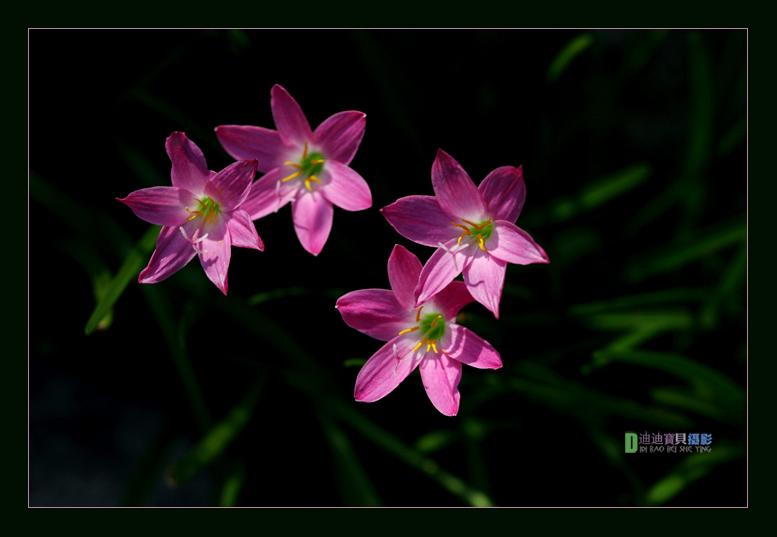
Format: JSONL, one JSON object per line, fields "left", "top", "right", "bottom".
{"left": 336, "top": 245, "right": 502, "bottom": 416}
{"left": 117, "top": 132, "right": 263, "bottom": 295}
{"left": 216, "top": 84, "right": 371, "bottom": 256}
{"left": 381, "top": 149, "right": 549, "bottom": 319}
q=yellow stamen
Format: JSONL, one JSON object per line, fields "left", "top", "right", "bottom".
{"left": 458, "top": 230, "right": 470, "bottom": 245}
{"left": 398, "top": 326, "right": 420, "bottom": 336}
{"left": 412, "top": 337, "right": 427, "bottom": 352}
{"left": 426, "top": 340, "right": 432, "bottom": 352}
{"left": 416, "top": 306, "right": 423, "bottom": 322}
{"left": 186, "top": 207, "right": 201, "bottom": 221}
{"left": 461, "top": 218, "right": 478, "bottom": 228}
{"left": 305, "top": 175, "right": 322, "bottom": 192}
{"left": 310, "top": 159, "right": 324, "bottom": 164}
{"left": 430, "top": 315, "right": 442, "bottom": 327}
{"left": 452, "top": 222, "right": 470, "bottom": 233}
{"left": 431, "top": 341, "right": 438, "bottom": 354}
{"left": 477, "top": 233, "right": 487, "bottom": 252}
{"left": 284, "top": 161, "right": 302, "bottom": 170}
{"left": 303, "top": 141, "right": 308, "bottom": 159}
{"left": 282, "top": 171, "right": 302, "bottom": 182}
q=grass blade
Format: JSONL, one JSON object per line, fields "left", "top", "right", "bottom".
{"left": 644, "top": 442, "right": 744, "bottom": 506}
{"left": 84, "top": 225, "right": 159, "bottom": 335}
{"left": 547, "top": 33, "right": 593, "bottom": 84}
{"left": 167, "top": 379, "right": 264, "bottom": 486}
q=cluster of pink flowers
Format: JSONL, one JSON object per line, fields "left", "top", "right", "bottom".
{"left": 118, "top": 85, "right": 548, "bottom": 416}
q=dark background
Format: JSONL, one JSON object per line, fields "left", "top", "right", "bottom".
{"left": 29, "top": 29, "right": 747, "bottom": 507}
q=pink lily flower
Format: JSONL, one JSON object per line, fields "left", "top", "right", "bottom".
{"left": 117, "top": 132, "right": 263, "bottom": 295}
{"left": 381, "top": 149, "right": 549, "bottom": 319}
{"left": 336, "top": 245, "right": 502, "bottom": 417}
{"left": 216, "top": 84, "right": 371, "bottom": 256}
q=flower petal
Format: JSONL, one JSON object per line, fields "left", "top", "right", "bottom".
{"left": 271, "top": 85, "right": 314, "bottom": 146}
{"left": 241, "top": 167, "right": 299, "bottom": 220}
{"left": 462, "top": 250, "right": 506, "bottom": 319}
{"left": 336, "top": 289, "right": 410, "bottom": 341}
{"left": 314, "top": 110, "right": 366, "bottom": 165}
{"left": 414, "top": 238, "right": 471, "bottom": 307}
{"left": 215, "top": 125, "right": 286, "bottom": 173}
{"left": 206, "top": 159, "right": 258, "bottom": 210}
{"left": 165, "top": 132, "right": 211, "bottom": 193}
{"left": 486, "top": 221, "right": 549, "bottom": 265}
{"left": 354, "top": 335, "right": 423, "bottom": 403}
{"left": 117, "top": 187, "right": 195, "bottom": 226}
{"left": 428, "top": 281, "right": 474, "bottom": 322}
{"left": 197, "top": 218, "right": 231, "bottom": 295}
{"left": 380, "top": 195, "right": 459, "bottom": 247}
{"left": 432, "top": 149, "right": 486, "bottom": 221}
{"left": 291, "top": 189, "right": 333, "bottom": 256}
{"left": 138, "top": 225, "right": 197, "bottom": 284}
{"left": 320, "top": 160, "right": 372, "bottom": 211}
{"left": 419, "top": 353, "right": 462, "bottom": 416}
{"left": 443, "top": 324, "right": 502, "bottom": 370}
{"left": 387, "top": 245, "right": 423, "bottom": 311}
{"left": 478, "top": 165, "right": 526, "bottom": 223}
{"left": 227, "top": 209, "right": 264, "bottom": 251}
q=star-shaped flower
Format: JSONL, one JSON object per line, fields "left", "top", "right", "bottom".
{"left": 381, "top": 149, "right": 549, "bottom": 318}
{"left": 216, "top": 84, "right": 371, "bottom": 256}
{"left": 117, "top": 132, "right": 262, "bottom": 295}
{"left": 336, "top": 245, "right": 502, "bottom": 416}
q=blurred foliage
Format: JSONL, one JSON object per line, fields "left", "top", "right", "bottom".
{"left": 29, "top": 29, "right": 746, "bottom": 507}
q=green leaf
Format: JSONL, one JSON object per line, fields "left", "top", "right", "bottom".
{"left": 116, "top": 140, "right": 168, "bottom": 188}
{"left": 569, "top": 288, "right": 709, "bottom": 316}
{"left": 592, "top": 349, "right": 745, "bottom": 409}
{"left": 581, "top": 309, "right": 694, "bottom": 332}
{"left": 415, "top": 429, "right": 457, "bottom": 454}
{"left": 699, "top": 244, "right": 747, "bottom": 329}
{"left": 120, "top": 417, "right": 181, "bottom": 506}
{"left": 547, "top": 33, "right": 593, "bottom": 84}
{"left": 218, "top": 461, "right": 247, "bottom": 507}
{"left": 30, "top": 171, "right": 133, "bottom": 254}
{"left": 247, "top": 286, "right": 309, "bottom": 305}
{"left": 318, "top": 411, "right": 382, "bottom": 507}
{"left": 650, "top": 387, "right": 742, "bottom": 425}
{"left": 644, "top": 442, "right": 744, "bottom": 506}
{"left": 142, "top": 285, "right": 212, "bottom": 434}
{"left": 685, "top": 32, "right": 714, "bottom": 182}
{"left": 505, "top": 362, "right": 694, "bottom": 429}
{"left": 717, "top": 115, "right": 746, "bottom": 156}
{"left": 167, "top": 379, "right": 264, "bottom": 486}
{"left": 84, "top": 225, "right": 159, "bottom": 335}
{"left": 315, "top": 392, "right": 494, "bottom": 507}
{"left": 525, "top": 163, "right": 650, "bottom": 226}
{"left": 625, "top": 217, "right": 746, "bottom": 282}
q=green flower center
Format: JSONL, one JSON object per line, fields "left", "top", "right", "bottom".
{"left": 300, "top": 151, "right": 325, "bottom": 177}
{"left": 419, "top": 312, "right": 446, "bottom": 341}
{"left": 281, "top": 141, "right": 326, "bottom": 192}
{"left": 397, "top": 306, "right": 447, "bottom": 354}
{"left": 187, "top": 196, "right": 220, "bottom": 226}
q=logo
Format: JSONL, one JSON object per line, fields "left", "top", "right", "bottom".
{"left": 624, "top": 432, "right": 713, "bottom": 453}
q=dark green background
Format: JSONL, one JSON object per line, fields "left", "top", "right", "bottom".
{"left": 29, "top": 29, "right": 746, "bottom": 506}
